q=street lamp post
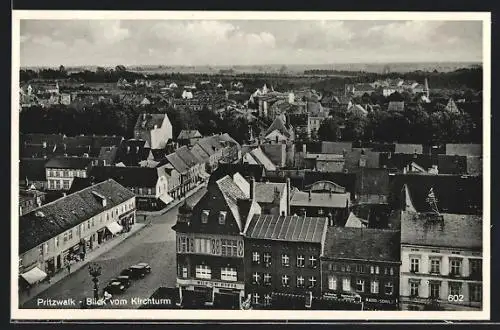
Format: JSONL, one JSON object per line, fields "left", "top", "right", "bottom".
{"left": 88, "top": 263, "right": 102, "bottom": 300}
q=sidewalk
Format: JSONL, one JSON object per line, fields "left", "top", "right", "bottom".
{"left": 137, "top": 181, "right": 207, "bottom": 218}
{"left": 19, "top": 223, "right": 146, "bottom": 306}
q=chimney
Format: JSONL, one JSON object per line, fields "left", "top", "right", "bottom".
{"left": 250, "top": 177, "right": 256, "bottom": 201}
{"left": 286, "top": 177, "right": 291, "bottom": 215}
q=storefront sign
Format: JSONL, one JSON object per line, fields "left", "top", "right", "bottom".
{"left": 323, "top": 292, "right": 361, "bottom": 303}
{"left": 365, "top": 297, "right": 395, "bottom": 305}
{"left": 177, "top": 278, "right": 244, "bottom": 290}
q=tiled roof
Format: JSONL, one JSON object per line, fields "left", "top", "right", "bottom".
{"left": 19, "top": 179, "right": 135, "bottom": 253}
{"left": 216, "top": 175, "right": 249, "bottom": 230}
{"left": 117, "top": 139, "right": 151, "bottom": 166}
{"left": 355, "top": 168, "right": 389, "bottom": 196}
{"left": 261, "top": 144, "right": 286, "bottom": 167}
{"left": 166, "top": 152, "right": 189, "bottom": 173}
{"left": 323, "top": 227, "right": 400, "bottom": 262}
{"left": 134, "top": 113, "right": 167, "bottom": 132}
{"left": 244, "top": 214, "right": 327, "bottom": 243}
{"left": 218, "top": 133, "right": 241, "bottom": 150}
{"left": 321, "top": 142, "right": 353, "bottom": 155}
{"left": 401, "top": 212, "right": 482, "bottom": 249}
{"left": 21, "top": 133, "right": 65, "bottom": 146}
{"left": 379, "top": 153, "right": 434, "bottom": 171}
{"left": 291, "top": 191, "right": 350, "bottom": 209}
{"left": 445, "top": 144, "right": 482, "bottom": 157}
{"left": 177, "top": 130, "right": 202, "bottom": 140}
{"left": 45, "top": 156, "right": 94, "bottom": 169}
{"left": 175, "top": 146, "right": 199, "bottom": 167}
{"left": 190, "top": 144, "right": 210, "bottom": 161}
{"left": 89, "top": 166, "right": 160, "bottom": 188}
{"left": 209, "top": 163, "right": 265, "bottom": 185}
{"left": 98, "top": 146, "right": 118, "bottom": 164}
{"left": 255, "top": 182, "right": 286, "bottom": 204}
{"left": 264, "top": 115, "right": 292, "bottom": 138}
{"left": 250, "top": 147, "right": 277, "bottom": 171}
{"left": 344, "top": 149, "right": 380, "bottom": 170}
{"left": 20, "top": 144, "right": 57, "bottom": 158}
{"left": 20, "top": 158, "right": 48, "bottom": 181}
{"left": 63, "top": 135, "right": 124, "bottom": 149}
{"left": 150, "top": 149, "right": 169, "bottom": 162}
{"left": 195, "top": 136, "right": 224, "bottom": 156}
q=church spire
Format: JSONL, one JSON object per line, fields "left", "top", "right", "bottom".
{"left": 424, "top": 78, "right": 430, "bottom": 98}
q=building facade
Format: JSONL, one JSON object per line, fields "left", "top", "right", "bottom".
{"left": 172, "top": 173, "right": 261, "bottom": 309}
{"left": 321, "top": 227, "right": 401, "bottom": 310}
{"left": 45, "top": 157, "right": 95, "bottom": 191}
{"left": 134, "top": 113, "right": 173, "bottom": 150}
{"left": 19, "top": 180, "right": 136, "bottom": 290}
{"left": 243, "top": 214, "right": 328, "bottom": 309}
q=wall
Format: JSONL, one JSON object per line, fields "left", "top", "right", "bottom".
{"left": 46, "top": 167, "right": 88, "bottom": 190}
{"left": 400, "top": 244, "right": 482, "bottom": 310}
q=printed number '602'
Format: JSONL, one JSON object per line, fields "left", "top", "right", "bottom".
{"left": 448, "top": 295, "right": 464, "bottom": 302}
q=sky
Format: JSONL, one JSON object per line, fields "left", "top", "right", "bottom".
{"left": 19, "top": 19, "right": 483, "bottom": 67}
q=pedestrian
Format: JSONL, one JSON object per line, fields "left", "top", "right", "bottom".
{"left": 67, "top": 263, "right": 71, "bottom": 275}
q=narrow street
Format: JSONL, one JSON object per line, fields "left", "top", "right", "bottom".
{"left": 22, "top": 187, "right": 207, "bottom": 309}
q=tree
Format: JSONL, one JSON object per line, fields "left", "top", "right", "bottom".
{"left": 318, "top": 117, "right": 341, "bottom": 142}
{"left": 115, "top": 65, "right": 127, "bottom": 72}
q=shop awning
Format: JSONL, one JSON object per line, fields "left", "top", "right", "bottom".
{"left": 106, "top": 221, "right": 123, "bottom": 235}
{"left": 159, "top": 193, "right": 174, "bottom": 205}
{"left": 20, "top": 267, "right": 47, "bottom": 285}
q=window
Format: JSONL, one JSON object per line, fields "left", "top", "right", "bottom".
{"left": 375, "top": 266, "right": 380, "bottom": 274}
{"left": 346, "top": 264, "right": 351, "bottom": 272}
{"left": 296, "top": 255, "right": 305, "bottom": 267}
{"left": 356, "top": 279, "right": 365, "bottom": 292}
{"left": 410, "top": 257, "right": 420, "bottom": 273}
{"left": 252, "top": 293, "right": 260, "bottom": 305}
{"left": 218, "top": 211, "right": 227, "bottom": 225}
{"left": 297, "top": 276, "right": 305, "bottom": 287}
{"left": 410, "top": 281, "right": 420, "bottom": 297}
{"left": 429, "top": 282, "right": 440, "bottom": 299}
{"left": 450, "top": 259, "right": 462, "bottom": 276}
{"left": 221, "top": 267, "right": 237, "bottom": 282}
{"left": 195, "top": 265, "right": 211, "bottom": 279}
{"left": 195, "top": 238, "right": 212, "bottom": 254}
{"left": 181, "top": 266, "right": 188, "bottom": 278}
{"left": 43, "top": 243, "right": 48, "bottom": 254}
{"left": 263, "top": 273, "right": 272, "bottom": 285}
{"left": 63, "top": 232, "right": 68, "bottom": 243}
{"left": 342, "top": 278, "right": 351, "bottom": 292}
{"left": 370, "top": 266, "right": 374, "bottom": 274}
{"left": 91, "top": 218, "right": 95, "bottom": 227}
{"left": 48, "top": 180, "right": 54, "bottom": 189}
{"left": 221, "top": 239, "right": 238, "bottom": 257}
{"left": 264, "top": 294, "right": 272, "bottom": 306}
{"left": 87, "top": 221, "right": 91, "bottom": 229}
{"left": 309, "top": 276, "right": 317, "bottom": 288}
{"left": 55, "top": 180, "right": 61, "bottom": 190}
{"left": 430, "top": 258, "right": 441, "bottom": 274}
{"left": 282, "top": 275, "right": 289, "bottom": 287}
{"left": 371, "top": 280, "right": 379, "bottom": 294}
{"left": 448, "top": 282, "right": 462, "bottom": 296}
{"left": 469, "top": 259, "right": 482, "bottom": 278}
{"left": 469, "top": 284, "right": 482, "bottom": 302}
{"left": 180, "top": 236, "right": 188, "bottom": 253}
{"left": 328, "top": 275, "right": 337, "bottom": 290}
{"left": 356, "top": 264, "right": 365, "bottom": 273}
{"left": 282, "top": 254, "right": 290, "bottom": 267}
{"left": 263, "top": 252, "right": 272, "bottom": 266}
{"left": 252, "top": 252, "right": 260, "bottom": 264}
{"left": 252, "top": 272, "right": 261, "bottom": 284}
{"left": 390, "top": 267, "right": 394, "bottom": 275}
{"left": 385, "top": 281, "right": 394, "bottom": 295}
{"left": 309, "top": 256, "right": 317, "bottom": 268}
{"left": 201, "top": 210, "right": 209, "bottom": 224}
{"left": 63, "top": 180, "right": 70, "bottom": 190}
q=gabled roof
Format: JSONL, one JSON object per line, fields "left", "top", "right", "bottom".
{"left": 445, "top": 98, "right": 460, "bottom": 113}
{"left": 244, "top": 214, "right": 327, "bottom": 243}
{"left": 345, "top": 212, "right": 368, "bottom": 228}
{"left": 166, "top": 152, "right": 189, "bottom": 173}
{"left": 195, "top": 136, "right": 224, "bottom": 156}
{"left": 177, "top": 130, "right": 202, "bottom": 140}
{"left": 89, "top": 166, "right": 160, "bottom": 188}
{"left": 250, "top": 147, "right": 277, "bottom": 171}
{"left": 216, "top": 175, "right": 250, "bottom": 231}
{"left": 45, "top": 156, "right": 94, "bottom": 169}
{"left": 254, "top": 182, "right": 286, "bottom": 204}
{"left": 98, "top": 146, "right": 118, "bottom": 164}
{"left": 175, "top": 146, "right": 199, "bottom": 167}
{"left": 20, "top": 179, "right": 135, "bottom": 253}
{"left": 401, "top": 211, "right": 482, "bottom": 250}
{"left": 261, "top": 143, "right": 286, "bottom": 167}
{"left": 210, "top": 163, "right": 265, "bottom": 185}
{"left": 323, "top": 227, "right": 400, "bottom": 262}
{"left": 264, "top": 115, "right": 292, "bottom": 138}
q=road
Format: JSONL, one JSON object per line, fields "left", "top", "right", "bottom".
{"left": 22, "top": 187, "right": 207, "bottom": 309}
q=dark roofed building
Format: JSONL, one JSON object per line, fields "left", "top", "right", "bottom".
{"left": 210, "top": 163, "right": 265, "bottom": 185}
{"left": 177, "top": 129, "right": 203, "bottom": 147}
{"left": 321, "top": 227, "right": 401, "bottom": 310}
{"left": 321, "top": 141, "right": 353, "bottom": 155}
{"left": 437, "top": 155, "right": 467, "bottom": 175}
{"left": 98, "top": 146, "right": 119, "bottom": 166}
{"left": 20, "top": 158, "right": 48, "bottom": 189}
{"left": 45, "top": 156, "right": 95, "bottom": 169}
{"left": 354, "top": 168, "right": 390, "bottom": 204}
{"left": 290, "top": 189, "right": 350, "bottom": 226}
{"left": 134, "top": 113, "right": 173, "bottom": 150}
{"left": 244, "top": 214, "right": 328, "bottom": 309}
{"left": 21, "top": 133, "right": 65, "bottom": 147}
{"left": 116, "top": 139, "right": 151, "bottom": 166}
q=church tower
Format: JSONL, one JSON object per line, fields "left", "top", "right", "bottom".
{"left": 423, "top": 78, "right": 430, "bottom": 99}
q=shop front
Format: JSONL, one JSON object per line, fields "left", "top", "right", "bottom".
{"left": 362, "top": 296, "right": 398, "bottom": 310}
{"left": 177, "top": 278, "right": 245, "bottom": 309}
{"left": 118, "top": 210, "right": 136, "bottom": 232}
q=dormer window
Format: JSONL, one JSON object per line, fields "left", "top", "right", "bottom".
{"left": 218, "top": 211, "right": 227, "bottom": 225}
{"left": 201, "top": 210, "right": 210, "bottom": 224}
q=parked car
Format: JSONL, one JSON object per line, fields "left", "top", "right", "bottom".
{"left": 112, "top": 275, "right": 131, "bottom": 288}
{"left": 103, "top": 280, "right": 126, "bottom": 294}
{"left": 120, "top": 263, "right": 151, "bottom": 280}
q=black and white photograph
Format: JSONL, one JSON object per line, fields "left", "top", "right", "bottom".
{"left": 11, "top": 11, "right": 490, "bottom": 320}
